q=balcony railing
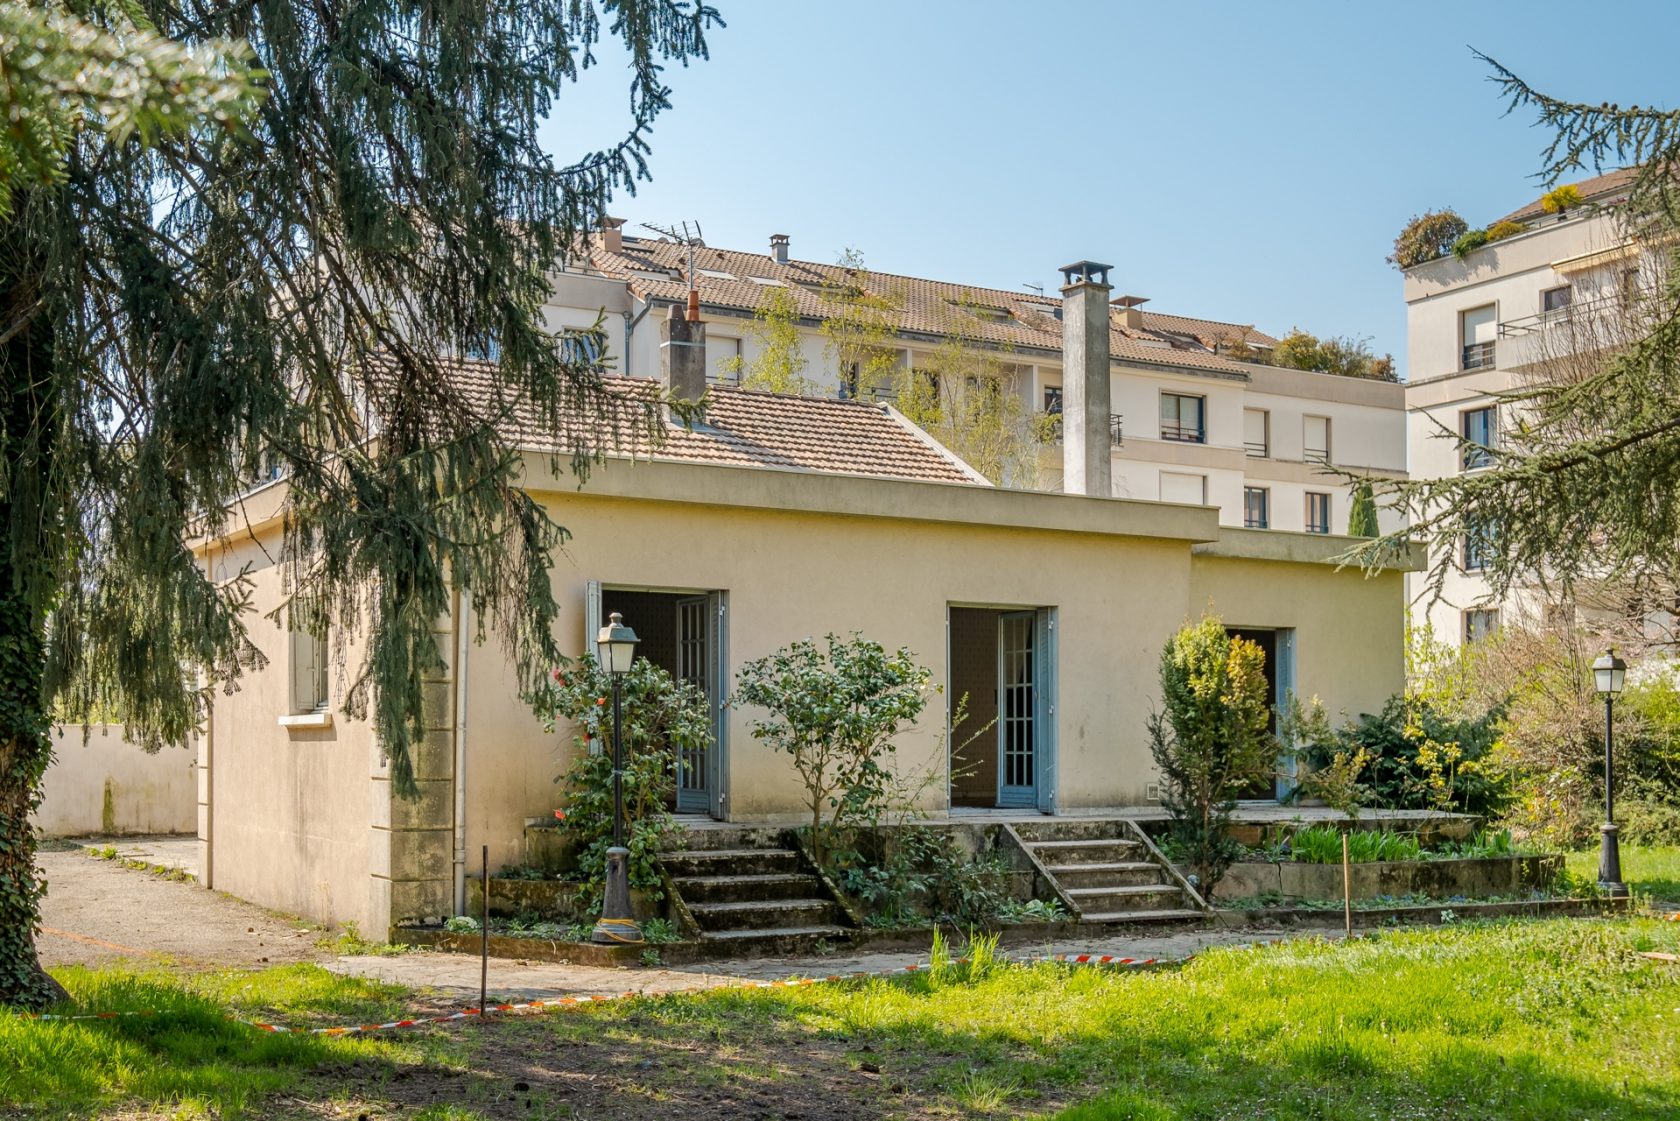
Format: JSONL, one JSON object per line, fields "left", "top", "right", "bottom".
{"left": 1304, "top": 447, "right": 1330, "bottom": 465}
{"left": 1032, "top": 412, "right": 1124, "bottom": 447}
{"left": 1244, "top": 440, "right": 1268, "bottom": 458}
{"left": 1160, "top": 421, "right": 1206, "bottom": 444}
{"left": 1461, "top": 340, "right": 1496, "bottom": 370}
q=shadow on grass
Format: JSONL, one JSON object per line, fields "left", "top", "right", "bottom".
{"left": 460, "top": 922, "right": 1680, "bottom": 1121}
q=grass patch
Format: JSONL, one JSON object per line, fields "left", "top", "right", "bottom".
{"left": 1566, "top": 844, "right": 1680, "bottom": 903}
{"left": 6, "top": 917, "right": 1679, "bottom": 1118}
{"left": 0, "top": 964, "right": 453, "bottom": 1119}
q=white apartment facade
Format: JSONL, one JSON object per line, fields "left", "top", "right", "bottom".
{"left": 543, "top": 225, "right": 1407, "bottom": 535}
{"left": 1402, "top": 169, "right": 1656, "bottom": 644}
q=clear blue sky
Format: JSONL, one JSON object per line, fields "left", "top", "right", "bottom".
{"left": 539, "top": 0, "right": 1680, "bottom": 375}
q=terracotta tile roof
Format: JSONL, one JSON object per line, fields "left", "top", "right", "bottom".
{"left": 438, "top": 359, "right": 988, "bottom": 485}
{"left": 584, "top": 237, "right": 1275, "bottom": 379}
{"left": 1496, "top": 167, "right": 1639, "bottom": 225}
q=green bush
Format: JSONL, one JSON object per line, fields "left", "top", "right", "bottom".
{"left": 732, "top": 633, "right": 931, "bottom": 869}
{"left": 836, "top": 826, "right": 1011, "bottom": 928}
{"left": 1486, "top": 219, "right": 1527, "bottom": 241}
{"left": 1289, "top": 825, "right": 1423, "bottom": 864}
{"left": 536, "top": 655, "right": 711, "bottom": 910}
{"left": 1390, "top": 209, "right": 1470, "bottom": 269}
{"left": 1148, "top": 616, "right": 1275, "bottom": 891}
{"left": 1452, "top": 228, "right": 1490, "bottom": 259}
{"left": 1309, "top": 694, "right": 1508, "bottom": 817}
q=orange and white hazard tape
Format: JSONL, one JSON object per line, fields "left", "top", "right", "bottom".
{"left": 20, "top": 949, "right": 1172, "bottom": 1036}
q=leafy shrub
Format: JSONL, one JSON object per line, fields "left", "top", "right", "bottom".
{"left": 1452, "top": 228, "right": 1490, "bottom": 259}
{"left": 1486, "top": 219, "right": 1527, "bottom": 241}
{"left": 640, "top": 918, "right": 681, "bottom": 945}
{"left": 1148, "top": 616, "right": 1275, "bottom": 891}
{"left": 1436, "top": 828, "right": 1520, "bottom": 859}
{"left": 997, "top": 897, "right": 1069, "bottom": 923}
{"left": 1268, "top": 329, "right": 1397, "bottom": 381}
{"left": 1390, "top": 209, "right": 1470, "bottom": 269}
{"left": 1279, "top": 695, "right": 1368, "bottom": 817}
{"left": 1290, "top": 825, "right": 1422, "bottom": 864}
{"left": 838, "top": 826, "right": 1010, "bottom": 928}
{"left": 1348, "top": 479, "right": 1380, "bottom": 537}
{"left": 732, "top": 633, "right": 931, "bottom": 869}
{"left": 536, "top": 654, "right": 711, "bottom": 910}
{"left": 1311, "top": 694, "right": 1508, "bottom": 817}
{"left": 1541, "top": 184, "right": 1584, "bottom": 214}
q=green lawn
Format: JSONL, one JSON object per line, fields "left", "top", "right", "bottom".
{"left": 5, "top": 917, "right": 1679, "bottom": 1119}
{"left": 1565, "top": 844, "right": 1680, "bottom": 903}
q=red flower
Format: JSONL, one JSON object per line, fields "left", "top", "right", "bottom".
{"left": 553, "top": 809, "right": 566, "bottom": 821}
{"left": 595, "top": 697, "right": 606, "bottom": 706}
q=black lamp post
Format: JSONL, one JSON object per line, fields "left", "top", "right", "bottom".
{"left": 1591, "top": 648, "right": 1629, "bottom": 898}
{"left": 592, "top": 611, "right": 645, "bottom": 944}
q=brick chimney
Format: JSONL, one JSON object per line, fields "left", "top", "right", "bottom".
{"left": 1060, "top": 260, "right": 1113, "bottom": 497}
{"left": 661, "top": 302, "right": 707, "bottom": 411}
{"left": 770, "top": 233, "right": 790, "bottom": 265}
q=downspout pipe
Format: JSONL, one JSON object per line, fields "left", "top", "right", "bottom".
{"left": 452, "top": 590, "right": 470, "bottom": 916}
{"left": 623, "top": 295, "right": 653, "bottom": 377}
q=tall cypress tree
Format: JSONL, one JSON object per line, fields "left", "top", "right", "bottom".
{"left": 0, "top": 0, "right": 718, "bottom": 1008}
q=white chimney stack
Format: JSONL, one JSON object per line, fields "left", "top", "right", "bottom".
{"left": 1059, "top": 260, "right": 1113, "bottom": 497}
{"left": 770, "top": 233, "right": 790, "bottom": 265}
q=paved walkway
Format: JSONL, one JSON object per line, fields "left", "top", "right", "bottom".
{"left": 37, "top": 837, "right": 1296, "bottom": 1003}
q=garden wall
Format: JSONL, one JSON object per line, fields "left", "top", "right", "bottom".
{"left": 34, "top": 724, "right": 197, "bottom": 837}
{"left": 1210, "top": 854, "right": 1562, "bottom": 902}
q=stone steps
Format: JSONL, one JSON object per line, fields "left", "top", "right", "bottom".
{"left": 671, "top": 872, "right": 824, "bottom": 904}
{"left": 659, "top": 848, "right": 803, "bottom": 878}
{"left": 1046, "top": 861, "right": 1162, "bottom": 888}
{"left": 1016, "top": 821, "right": 1203, "bottom": 925}
{"left": 660, "top": 842, "right": 854, "bottom": 954}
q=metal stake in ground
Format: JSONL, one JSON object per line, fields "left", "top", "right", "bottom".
{"left": 481, "top": 844, "right": 489, "bottom": 1016}
{"left": 593, "top": 612, "right": 645, "bottom": 945}
{"left": 1342, "top": 831, "right": 1352, "bottom": 940}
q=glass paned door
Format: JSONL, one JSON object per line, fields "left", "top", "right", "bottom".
{"left": 675, "top": 595, "right": 711, "bottom": 812}
{"left": 997, "top": 611, "right": 1038, "bottom": 807}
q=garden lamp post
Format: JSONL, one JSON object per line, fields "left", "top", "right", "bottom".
{"left": 1591, "top": 648, "right": 1629, "bottom": 898}
{"left": 592, "top": 611, "right": 645, "bottom": 944}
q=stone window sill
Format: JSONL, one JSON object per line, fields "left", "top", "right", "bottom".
{"left": 278, "top": 711, "right": 333, "bottom": 730}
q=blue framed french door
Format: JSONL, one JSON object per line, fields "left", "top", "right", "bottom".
{"left": 997, "top": 612, "right": 1040, "bottom": 808}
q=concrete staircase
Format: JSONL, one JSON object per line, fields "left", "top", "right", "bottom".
{"left": 659, "top": 834, "right": 852, "bottom": 954}
{"left": 1011, "top": 819, "right": 1206, "bottom": 924}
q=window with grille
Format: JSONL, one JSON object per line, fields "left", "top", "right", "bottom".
{"left": 1160, "top": 392, "right": 1205, "bottom": 443}
{"left": 1243, "top": 408, "right": 1269, "bottom": 457}
{"left": 1243, "top": 487, "right": 1270, "bottom": 529}
{"left": 1305, "top": 492, "right": 1331, "bottom": 534}
{"left": 1463, "top": 519, "right": 1496, "bottom": 571}
{"left": 1461, "top": 406, "right": 1496, "bottom": 470}
{"left": 1461, "top": 305, "right": 1497, "bottom": 370}
{"left": 1542, "top": 285, "right": 1573, "bottom": 314}
{"left": 1303, "top": 416, "right": 1331, "bottom": 464}
{"left": 1464, "top": 609, "right": 1500, "bottom": 643}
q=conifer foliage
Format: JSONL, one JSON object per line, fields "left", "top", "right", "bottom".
{"left": 0, "top": 0, "right": 719, "bottom": 1007}
{"left": 1358, "top": 56, "right": 1680, "bottom": 609}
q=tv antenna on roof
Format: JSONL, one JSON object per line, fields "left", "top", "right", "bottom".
{"left": 639, "top": 221, "right": 706, "bottom": 293}
{"left": 1023, "top": 282, "right": 1044, "bottom": 296}
{"left": 639, "top": 220, "right": 704, "bottom": 247}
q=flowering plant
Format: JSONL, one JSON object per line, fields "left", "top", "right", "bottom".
{"left": 532, "top": 654, "right": 710, "bottom": 906}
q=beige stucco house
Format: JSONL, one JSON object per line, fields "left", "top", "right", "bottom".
{"left": 194, "top": 278, "right": 1416, "bottom": 937}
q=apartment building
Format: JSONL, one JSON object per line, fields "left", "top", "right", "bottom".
{"left": 544, "top": 225, "right": 1407, "bottom": 534}
{"left": 1402, "top": 168, "right": 1658, "bottom": 644}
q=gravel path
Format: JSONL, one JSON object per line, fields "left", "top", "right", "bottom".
{"left": 37, "top": 838, "right": 1298, "bottom": 1001}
